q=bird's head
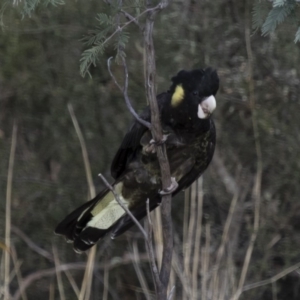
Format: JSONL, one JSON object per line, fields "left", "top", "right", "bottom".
{"left": 166, "top": 68, "right": 219, "bottom": 125}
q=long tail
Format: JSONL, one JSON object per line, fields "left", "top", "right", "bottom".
{"left": 55, "top": 180, "right": 163, "bottom": 253}
{"left": 55, "top": 182, "right": 134, "bottom": 253}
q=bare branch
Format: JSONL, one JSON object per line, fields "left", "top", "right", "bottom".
{"left": 106, "top": 1, "right": 173, "bottom": 298}
{"left": 143, "top": 2, "right": 174, "bottom": 296}
{"left": 107, "top": 57, "right": 152, "bottom": 129}
{"left": 120, "top": 9, "right": 142, "bottom": 30}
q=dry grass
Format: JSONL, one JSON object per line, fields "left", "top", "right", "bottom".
{"left": 10, "top": 246, "right": 27, "bottom": 300}
{"left": 2, "top": 120, "right": 300, "bottom": 300}
{"left": 53, "top": 246, "right": 66, "bottom": 300}
{"left": 132, "top": 241, "right": 152, "bottom": 300}
{"left": 68, "top": 103, "right": 97, "bottom": 300}
{"left": 4, "top": 122, "right": 17, "bottom": 300}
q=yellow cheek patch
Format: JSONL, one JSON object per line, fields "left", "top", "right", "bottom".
{"left": 171, "top": 84, "right": 185, "bottom": 107}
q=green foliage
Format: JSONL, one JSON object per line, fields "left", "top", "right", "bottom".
{"left": 80, "top": 43, "right": 107, "bottom": 78}
{"left": 132, "top": 0, "right": 142, "bottom": 15}
{"left": 252, "top": 0, "right": 269, "bottom": 30}
{"left": 0, "top": 1, "right": 9, "bottom": 28}
{"left": 272, "top": 0, "right": 287, "bottom": 7}
{"left": 252, "top": 0, "right": 300, "bottom": 43}
{"left": 96, "top": 12, "right": 114, "bottom": 26}
{"left": 79, "top": 6, "right": 133, "bottom": 77}
{"left": 79, "top": 13, "right": 115, "bottom": 77}
{"left": 295, "top": 26, "right": 300, "bottom": 43}
{"left": 114, "top": 30, "right": 129, "bottom": 63}
{"left": 22, "top": 0, "right": 40, "bottom": 17}
{"left": 261, "top": 1, "right": 295, "bottom": 36}
{"left": 78, "top": 0, "right": 145, "bottom": 77}
{"left": 21, "top": 0, "right": 64, "bottom": 17}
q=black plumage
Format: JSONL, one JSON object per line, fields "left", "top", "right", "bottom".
{"left": 55, "top": 67, "right": 219, "bottom": 252}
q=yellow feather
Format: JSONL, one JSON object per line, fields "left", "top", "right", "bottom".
{"left": 171, "top": 84, "right": 185, "bottom": 107}
{"left": 88, "top": 182, "right": 129, "bottom": 229}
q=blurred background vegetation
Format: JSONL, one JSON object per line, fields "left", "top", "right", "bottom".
{"left": 1, "top": 0, "right": 300, "bottom": 299}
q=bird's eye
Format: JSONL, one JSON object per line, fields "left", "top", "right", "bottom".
{"left": 192, "top": 91, "right": 199, "bottom": 96}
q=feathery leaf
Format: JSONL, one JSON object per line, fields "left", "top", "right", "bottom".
{"left": 294, "top": 27, "right": 300, "bottom": 43}
{"left": 273, "top": 0, "right": 287, "bottom": 7}
{"left": 252, "top": 0, "right": 269, "bottom": 30}
{"left": 80, "top": 43, "right": 106, "bottom": 77}
{"left": 261, "top": 1, "right": 295, "bottom": 36}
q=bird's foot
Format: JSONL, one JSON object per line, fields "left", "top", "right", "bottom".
{"left": 159, "top": 177, "right": 179, "bottom": 196}
{"left": 143, "top": 143, "right": 156, "bottom": 154}
{"left": 144, "top": 134, "right": 169, "bottom": 155}
{"left": 150, "top": 134, "right": 168, "bottom": 146}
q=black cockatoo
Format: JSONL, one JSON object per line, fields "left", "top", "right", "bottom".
{"left": 55, "top": 67, "right": 219, "bottom": 252}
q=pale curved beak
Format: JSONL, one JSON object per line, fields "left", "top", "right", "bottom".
{"left": 197, "top": 95, "right": 216, "bottom": 119}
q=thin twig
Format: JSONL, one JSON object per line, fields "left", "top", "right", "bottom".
{"left": 242, "top": 262, "right": 300, "bottom": 293}
{"left": 11, "top": 226, "right": 53, "bottom": 262}
{"left": 192, "top": 178, "right": 203, "bottom": 300}
{"left": 182, "top": 188, "right": 190, "bottom": 299}
{"left": 146, "top": 199, "right": 162, "bottom": 295}
{"left": 64, "top": 270, "right": 80, "bottom": 299}
{"left": 102, "top": 260, "right": 109, "bottom": 300}
{"left": 49, "top": 282, "right": 55, "bottom": 300}
{"left": 201, "top": 222, "right": 211, "bottom": 300}
{"left": 167, "top": 285, "right": 176, "bottom": 300}
{"left": 184, "top": 181, "right": 196, "bottom": 297}
{"left": 13, "top": 254, "right": 150, "bottom": 300}
{"left": 107, "top": 57, "right": 151, "bottom": 129}
{"left": 10, "top": 246, "right": 28, "bottom": 300}
{"left": 98, "top": 173, "right": 148, "bottom": 239}
{"left": 132, "top": 241, "right": 152, "bottom": 300}
{"left": 97, "top": 3, "right": 164, "bottom": 51}
{"left": 153, "top": 208, "right": 163, "bottom": 268}
{"left": 172, "top": 249, "right": 190, "bottom": 296}
{"left": 5, "top": 122, "right": 17, "bottom": 300}
{"left": 68, "top": 103, "right": 96, "bottom": 199}
{"left": 168, "top": 254, "right": 176, "bottom": 298}
{"left": 212, "top": 190, "right": 239, "bottom": 299}
{"left": 120, "top": 9, "right": 142, "bottom": 30}
{"left": 80, "top": 247, "right": 96, "bottom": 300}
{"left": 146, "top": 198, "right": 152, "bottom": 226}
{"left": 212, "top": 150, "right": 239, "bottom": 195}
{"left": 12, "top": 263, "right": 87, "bottom": 300}
{"left": 53, "top": 246, "right": 66, "bottom": 300}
